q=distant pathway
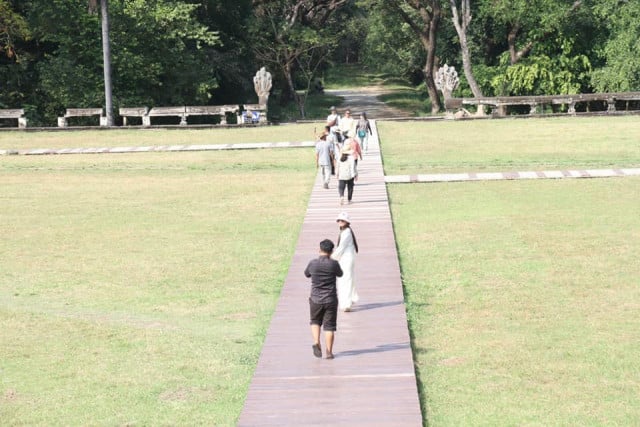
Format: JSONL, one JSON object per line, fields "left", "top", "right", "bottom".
{"left": 385, "top": 168, "right": 640, "bottom": 183}
{"left": 326, "top": 86, "right": 410, "bottom": 119}
{"left": 0, "top": 141, "right": 315, "bottom": 156}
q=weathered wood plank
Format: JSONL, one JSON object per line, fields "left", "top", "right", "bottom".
{"left": 238, "top": 121, "right": 422, "bottom": 426}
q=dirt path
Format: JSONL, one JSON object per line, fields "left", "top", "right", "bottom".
{"left": 326, "top": 86, "right": 410, "bottom": 119}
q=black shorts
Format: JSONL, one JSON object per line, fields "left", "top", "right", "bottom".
{"left": 309, "top": 299, "right": 338, "bottom": 331}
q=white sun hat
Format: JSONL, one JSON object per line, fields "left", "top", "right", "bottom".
{"left": 336, "top": 211, "right": 351, "bottom": 223}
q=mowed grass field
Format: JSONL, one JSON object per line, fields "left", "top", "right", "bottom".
{"left": 2, "top": 115, "right": 640, "bottom": 425}
{"left": 0, "top": 124, "right": 318, "bottom": 151}
{"left": 0, "top": 140, "right": 315, "bottom": 425}
{"left": 382, "top": 116, "right": 640, "bottom": 425}
{"left": 379, "top": 115, "right": 640, "bottom": 174}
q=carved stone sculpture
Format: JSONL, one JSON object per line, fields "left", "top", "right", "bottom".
{"left": 435, "top": 64, "right": 460, "bottom": 100}
{"left": 253, "top": 67, "right": 272, "bottom": 107}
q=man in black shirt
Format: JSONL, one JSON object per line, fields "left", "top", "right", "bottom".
{"left": 304, "top": 239, "right": 343, "bottom": 359}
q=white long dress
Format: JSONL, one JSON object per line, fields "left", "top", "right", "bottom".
{"left": 332, "top": 227, "right": 359, "bottom": 310}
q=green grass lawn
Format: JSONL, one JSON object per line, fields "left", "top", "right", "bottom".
{"left": 2, "top": 114, "right": 640, "bottom": 426}
{"left": 0, "top": 147, "right": 315, "bottom": 425}
{"left": 382, "top": 115, "right": 640, "bottom": 425}
{"left": 0, "top": 124, "right": 319, "bottom": 151}
{"left": 379, "top": 115, "right": 640, "bottom": 174}
{"left": 389, "top": 178, "right": 640, "bottom": 425}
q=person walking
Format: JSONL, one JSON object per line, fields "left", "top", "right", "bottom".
{"left": 315, "top": 130, "right": 334, "bottom": 189}
{"left": 355, "top": 112, "right": 372, "bottom": 152}
{"left": 332, "top": 212, "right": 359, "bottom": 312}
{"left": 338, "top": 108, "right": 356, "bottom": 139}
{"left": 304, "top": 239, "right": 343, "bottom": 360}
{"left": 336, "top": 144, "right": 357, "bottom": 206}
{"left": 344, "top": 136, "right": 362, "bottom": 167}
{"left": 327, "top": 106, "right": 341, "bottom": 142}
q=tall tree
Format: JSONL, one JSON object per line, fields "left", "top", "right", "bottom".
{"left": 591, "top": 0, "right": 640, "bottom": 92}
{"left": 0, "top": 0, "right": 29, "bottom": 61}
{"left": 250, "top": 0, "right": 348, "bottom": 117}
{"left": 0, "top": 0, "right": 32, "bottom": 109}
{"left": 21, "top": 0, "right": 221, "bottom": 124}
{"left": 364, "top": 0, "right": 443, "bottom": 113}
{"left": 477, "top": 0, "right": 593, "bottom": 96}
{"left": 89, "top": 0, "right": 114, "bottom": 126}
{"left": 359, "top": 6, "right": 425, "bottom": 81}
{"left": 449, "top": 0, "right": 482, "bottom": 97}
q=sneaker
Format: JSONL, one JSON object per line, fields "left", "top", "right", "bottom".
{"left": 323, "top": 183, "right": 329, "bottom": 189}
{"left": 340, "top": 197, "right": 344, "bottom": 205}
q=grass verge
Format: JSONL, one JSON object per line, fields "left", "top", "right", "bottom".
{"left": 0, "top": 124, "right": 321, "bottom": 151}
{"left": 380, "top": 115, "right": 640, "bottom": 425}
{"left": 379, "top": 115, "right": 640, "bottom": 174}
{"left": 0, "top": 147, "right": 314, "bottom": 425}
{"left": 389, "top": 178, "right": 640, "bottom": 425}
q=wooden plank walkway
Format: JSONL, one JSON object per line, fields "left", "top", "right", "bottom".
{"left": 238, "top": 122, "right": 423, "bottom": 426}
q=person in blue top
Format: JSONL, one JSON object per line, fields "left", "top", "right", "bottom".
{"left": 304, "top": 239, "right": 343, "bottom": 359}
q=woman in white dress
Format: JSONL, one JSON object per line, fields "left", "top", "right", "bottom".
{"left": 332, "top": 211, "right": 359, "bottom": 312}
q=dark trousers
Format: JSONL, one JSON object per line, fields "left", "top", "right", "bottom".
{"left": 338, "top": 178, "right": 354, "bottom": 201}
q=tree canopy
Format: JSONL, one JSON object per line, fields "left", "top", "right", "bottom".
{"left": 0, "top": 0, "right": 639, "bottom": 124}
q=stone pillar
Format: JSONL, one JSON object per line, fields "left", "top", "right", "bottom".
{"left": 18, "top": 117, "right": 28, "bottom": 129}
{"left": 253, "top": 67, "right": 272, "bottom": 107}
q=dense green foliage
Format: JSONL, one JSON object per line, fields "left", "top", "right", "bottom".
{"left": 1, "top": 0, "right": 639, "bottom": 124}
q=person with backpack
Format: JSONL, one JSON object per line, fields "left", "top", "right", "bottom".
{"left": 355, "top": 111, "right": 372, "bottom": 152}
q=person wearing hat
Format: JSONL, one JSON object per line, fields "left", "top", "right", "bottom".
{"left": 336, "top": 143, "right": 357, "bottom": 205}
{"left": 332, "top": 212, "right": 359, "bottom": 312}
{"left": 304, "top": 239, "right": 343, "bottom": 359}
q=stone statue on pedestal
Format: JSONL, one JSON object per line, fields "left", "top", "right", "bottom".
{"left": 253, "top": 67, "right": 272, "bottom": 107}
{"left": 435, "top": 64, "right": 460, "bottom": 100}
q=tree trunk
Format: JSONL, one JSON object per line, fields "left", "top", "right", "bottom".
{"left": 424, "top": 4, "right": 442, "bottom": 114}
{"left": 459, "top": 37, "right": 483, "bottom": 97}
{"left": 424, "top": 60, "right": 441, "bottom": 114}
{"left": 100, "top": 0, "right": 114, "bottom": 126}
{"left": 385, "top": 0, "right": 443, "bottom": 113}
{"left": 282, "top": 61, "right": 307, "bottom": 118}
{"left": 450, "top": 0, "right": 483, "bottom": 98}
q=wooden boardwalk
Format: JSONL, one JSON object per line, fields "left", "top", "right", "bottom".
{"left": 238, "top": 122, "right": 423, "bottom": 426}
